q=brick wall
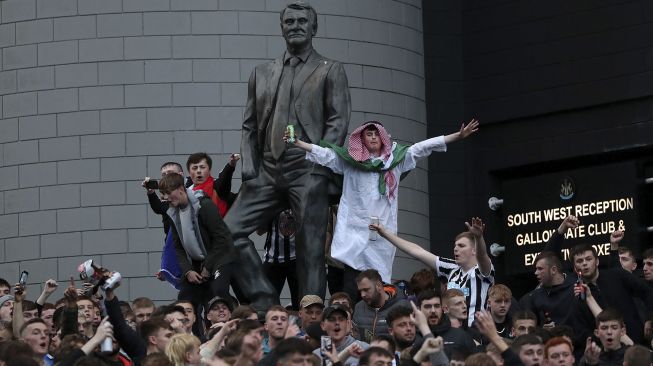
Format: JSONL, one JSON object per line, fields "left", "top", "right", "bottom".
{"left": 0, "top": 0, "right": 427, "bottom": 302}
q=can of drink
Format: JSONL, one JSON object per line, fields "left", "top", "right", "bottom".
{"left": 369, "top": 216, "right": 379, "bottom": 241}
{"left": 101, "top": 337, "right": 113, "bottom": 353}
{"left": 286, "top": 124, "right": 295, "bottom": 144}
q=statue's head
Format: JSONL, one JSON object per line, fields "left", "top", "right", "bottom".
{"left": 280, "top": 1, "right": 318, "bottom": 49}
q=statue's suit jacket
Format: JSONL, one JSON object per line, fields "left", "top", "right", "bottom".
{"left": 240, "top": 50, "right": 351, "bottom": 181}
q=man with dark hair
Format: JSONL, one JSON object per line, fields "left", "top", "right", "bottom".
{"left": 223, "top": 0, "right": 351, "bottom": 312}
{"left": 520, "top": 249, "right": 594, "bottom": 353}
{"left": 643, "top": 248, "right": 653, "bottom": 286}
{"left": 0, "top": 279, "right": 11, "bottom": 296}
{"left": 623, "top": 345, "right": 652, "bottom": 366}
{"left": 353, "top": 269, "right": 409, "bottom": 342}
{"left": 186, "top": 152, "right": 239, "bottom": 218}
{"left": 579, "top": 309, "right": 629, "bottom": 366}
{"left": 511, "top": 310, "right": 537, "bottom": 337}
{"left": 158, "top": 173, "right": 238, "bottom": 319}
{"left": 510, "top": 334, "right": 544, "bottom": 366}
{"left": 571, "top": 242, "right": 653, "bottom": 344}
{"left": 152, "top": 305, "right": 189, "bottom": 334}
{"left": 140, "top": 318, "right": 174, "bottom": 355}
{"left": 412, "top": 290, "right": 475, "bottom": 359}
{"left": 274, "top": 337, "right": 313, "bottom": 366}
{"left": 358, "top": 347, "right": 393, "bottom": 366}
{"left": 543, "top": 216, "right": 653, "bottom": 345}
{"left": 386, "top": 306, "right": 416, "bottom": 352}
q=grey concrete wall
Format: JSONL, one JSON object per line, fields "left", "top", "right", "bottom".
{"left": 0, "top": 0, "right": 426, "bottom": 303}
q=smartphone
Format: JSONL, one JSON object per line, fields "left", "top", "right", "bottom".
{"left": 320, "top": 335, "right": 332, "bottom": 355}
{"left": 19, "top": 271, "right": 29, "bottom": 286}
{"left": 145, "top": 180, "right": 159, "bottom": 189}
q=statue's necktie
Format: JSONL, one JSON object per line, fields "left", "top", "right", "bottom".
{"left": 271, "top": 56, "right": 300, "bottom": 160}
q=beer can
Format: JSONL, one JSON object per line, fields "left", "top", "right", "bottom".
{"left": 286, "top": 124, "right": 295, "bottom": 144}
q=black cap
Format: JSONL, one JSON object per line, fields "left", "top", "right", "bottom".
{"left": 322, "top": 304, "right": 350, "bottom": 321}
{"left": 207, "top": 296, "right": 234, "bottom": 312}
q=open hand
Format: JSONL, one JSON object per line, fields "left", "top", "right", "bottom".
{"left": 459, "top": 119, "right": 479, "bottom": 139}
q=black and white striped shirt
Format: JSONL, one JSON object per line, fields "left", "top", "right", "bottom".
{"left": 435, "top": 256, "right": 495, "bottom": 327}
{"left": 263, "top": 210, "right": 296, "bottom": 264}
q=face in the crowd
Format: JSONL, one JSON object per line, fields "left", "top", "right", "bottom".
{"left": 366, "top": 353, "right": 393, "bottom": 366}
{"left": 177, "top": 302, "right": 196, "bottom": 333}
{"left": 77, "top": 299, "right": 94, "bottom": 323}
{"left": 41, "top": 308, "right": 55, "bottom": 330}
{"left": 644, "top": 320, "right": 653, "bottom": 342}
{"left": 0, "top": 286, "right": 9, "bottom": 296}
{"left": 278, "top": 352, "right": 313, "bottom": 366}
{"left": 0, "top": 327, "right": 12, "bottom": 342}
{"left": 207, "top": 302, "right": 231, "bottom": 324}
{"left": 166, "top": 186, "right": 189, "bottom": 208}
{"left": 299, "top": 304, "right": 323, "bottom": 328}
{"left": 165, "top": 311, "right": 189, "bottom": 334}
{"left": 595, "top": 320, "right": 625, "bottom": 351}
{"left": 573, "top": 251, "right": 599, "bottom": 280}
{"left": 161, "top": 164, "right": 183, "bottom": 177}
{"left": 643, "top": 257, "right": 653, "bottom": 282}
{"left": 23, "top": 308, "right": 38, "bottom": 321}
{"left": 618, "top": 252, "right": 637, "bottom": 273}
{"left": 453, "top": 237, "right": 476, "bottom": 268}
{"left": 189, "top": 159, "right": 211, "bottom": 185}
{"left": 534, "top": 258, "right": 555, "bottom": 286}
{"left": 518, "top": 343, "right": 543, "bottom": 366}
{"left": 513, "top": 319, "right": 536, "bottom": 337}
{"left": 361, "top": 128, "right": 382, "bottom": 156}
{"left": 265, "top": 310, "right": 289, "bottom": 341}
{"left": 331, "top": 298, "right": 351, "bottom": 310}
{"left": 49, "top": 329, "right": 62, "bottom": 353}
{"left": 369, "top": 339, "right": 392, "bottom": 352}
{"left": 280, "top": 7, "right": 315, "bottom": 50}
{"left": 22, "top": 322, "right": 50, "bottom": 356}
{"left": 151, "top": 327, "right": 174, "bottom": 353}
{"left": 358, "top": 278, "right": 384, "bottom": 308}
{"left": 134, "top": 306, "right": 154, "bottom": 324}
{"left": 420, "top": 297, "right": 443, "bottom": 327}
{"left": 321, "top": 311, "right": 350, "bottom": 344}
{"left": 545, "top": 343, "right": 574, "bottom": 366}
{"left": 92, "top": 305, "right": 102, "bottom": 325}
{"left": 444, "top": 296, "right": 467, "bottom": 321}
{"left": 487, "top": 296, "right": 511, "bottom": 321}
{"left": 388, "top": 315, "right": 415, "bottom": 346}
{"left": 0, "top": 301, "right": 13, "bottom": 321}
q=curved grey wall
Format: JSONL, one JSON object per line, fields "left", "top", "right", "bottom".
{"left": 0, "top": 0, "right": 426, "bottom": 302}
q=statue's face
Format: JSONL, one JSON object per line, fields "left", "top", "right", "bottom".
{"left": 281, "top": 8, "right": 314, "bottom": 49}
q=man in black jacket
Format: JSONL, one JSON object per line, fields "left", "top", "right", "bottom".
{"left": 353, "top": 269, "right": 409, "bottom": 343}
{"left": 411, "top": 290, "right": 476, "bottom": 359}
{"left": 158, "top": 173, "right": 238, "bottom": 310}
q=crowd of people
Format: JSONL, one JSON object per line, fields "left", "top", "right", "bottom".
{"left": 1, "top": 138, "right": 652, "bottom": 366}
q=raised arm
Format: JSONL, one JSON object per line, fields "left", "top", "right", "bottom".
{"left": 443, "top": 119, "right": 479, "bottom": 145}
{"left": 608, "top": 230, "right": 624, "bottom": 269}
{"left": 371, "top": 224, "right": 437, "bottom": 268}
{"left": 466, "top": 217, "right": 492, "bottom": 276}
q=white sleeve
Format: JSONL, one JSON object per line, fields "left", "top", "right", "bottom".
{"left": 396, "top": 135, "right": 447, "bottom": 173}
{"left": 305, "top": 144, "right": 345, "bottom": 174}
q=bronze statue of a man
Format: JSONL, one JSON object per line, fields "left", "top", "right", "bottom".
{"left": 224, "top": 1, "right": 351, "bottom": 311}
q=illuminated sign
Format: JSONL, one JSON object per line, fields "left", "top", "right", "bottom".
{"left": 501, "top": 161, "right": 640, "bottom": 275}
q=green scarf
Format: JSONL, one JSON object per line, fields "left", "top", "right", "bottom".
{"left": 319, "top": 140, "right": 410, "bottom": 196}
